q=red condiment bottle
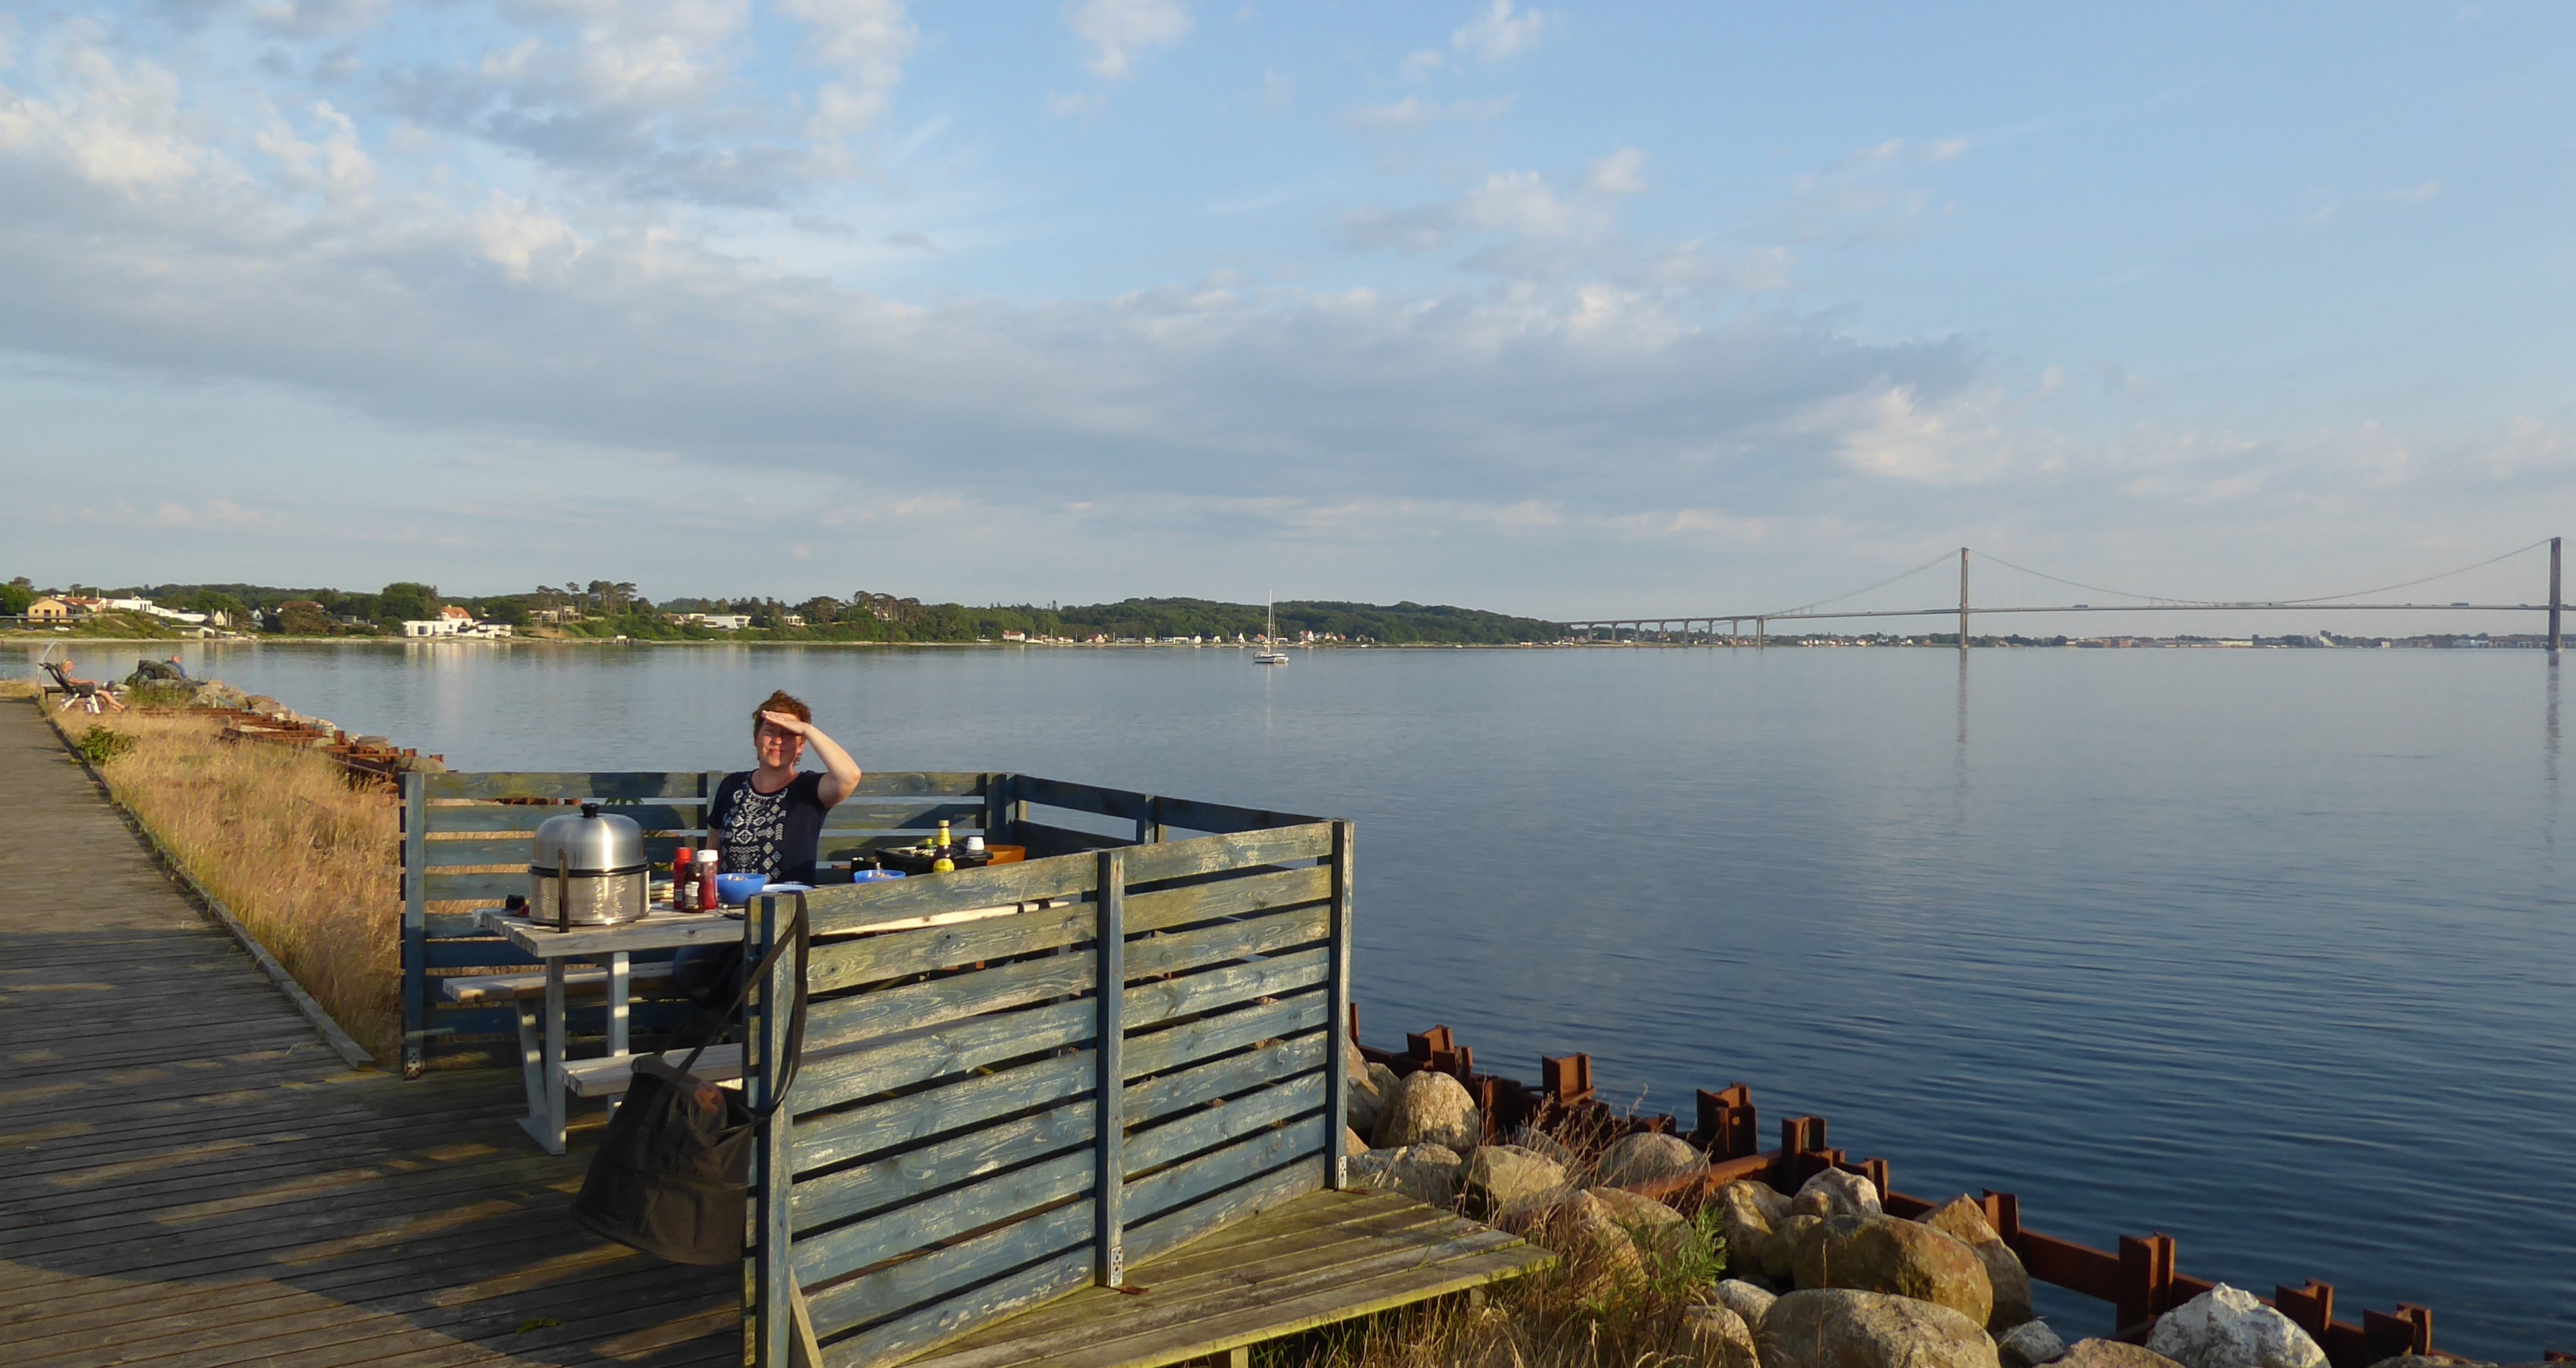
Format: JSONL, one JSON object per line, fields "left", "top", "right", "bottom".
{"left": 671, "top": 846, "right": 694, "bottom": 909}
{"left": 697, "top": 848, "right": 720, "bottom": 911}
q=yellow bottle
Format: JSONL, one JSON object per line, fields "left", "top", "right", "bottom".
{"left": 932, "top": 820, "right": 955, "bottom": 873}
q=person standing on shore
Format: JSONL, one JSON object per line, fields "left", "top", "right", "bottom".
{"left": 671, "top": 689, "right": 862, "bottom": 1007}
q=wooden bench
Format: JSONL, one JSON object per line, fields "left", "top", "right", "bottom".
{"left": 439, "top": 964, "right": 676, "bottom": 1008}
{"left": 560, "top": 1043, "right": 744, "bottom": 1098}
{"left": 443, "top": 962, "right": 694, "bottom": 1120}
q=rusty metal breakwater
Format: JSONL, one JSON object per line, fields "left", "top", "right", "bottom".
{"left": 1353, "top": 1011, "right": 2524, "bottom": 1368}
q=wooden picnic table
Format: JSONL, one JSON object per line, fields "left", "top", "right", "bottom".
{"left": 475, "top": 907, "right": 741, "bottom": 1154}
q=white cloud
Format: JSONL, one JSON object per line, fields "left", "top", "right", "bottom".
{"left": 1044, "top": 88, "right": 1101, "bottom": 117}
{"left": 249, "top": 0, "right": 392, "bottom": 39}
{"left": 1398, "top": 48, "right": 1444, "bottom": 80}
{"left": 1802, "top": 384, "right": 2019, "bottom": 486}
{"left": 0, "top": 42, "right": 202, "bottom": 187}
{"left": 1342, "top": 94, "right": 1511, "bottom": 132}
{"left": 780, "top": 1, "right": 916, "bottom": 140}
{"left": 1067, "top": 0, "right": 1193, "bottom": 80}
{"left": 2389, "top": 180, "right": 2440, "bottom": 203}
{"left": 1452, "top": 0, "right": 1549, "bottom": 62}
{"left": 1585, "top": 147, "right": 1646, "bottom": 195}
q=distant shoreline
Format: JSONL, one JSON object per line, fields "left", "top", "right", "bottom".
{"left": 4, "top": 633, "right": 2548, "bottom": 652}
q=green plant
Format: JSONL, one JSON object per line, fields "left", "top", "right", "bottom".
{"left": 75, "top": 724, "right": 138, "bottom": 766}
{"left": 1640, "top": 1205, "right": 1729, "bottom": 1299}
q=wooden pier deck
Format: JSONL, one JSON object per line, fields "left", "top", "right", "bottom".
{"left": 0, "top": 701, "right": 737, "bottom": 1368}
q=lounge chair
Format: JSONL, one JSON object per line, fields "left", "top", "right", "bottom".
{"left": 40, "top": 660, "right": 126, "bottom": 714}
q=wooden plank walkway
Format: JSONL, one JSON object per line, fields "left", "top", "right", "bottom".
{"left": 902, "top": 1190, "right": 1551, "bottom": 1368}
{"left": 0, "top": 701, "right": 738, "bottom": 1368}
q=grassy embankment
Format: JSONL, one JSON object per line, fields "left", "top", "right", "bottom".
{"left": 34, "top": 697, "right": 401, "bottom": 1059}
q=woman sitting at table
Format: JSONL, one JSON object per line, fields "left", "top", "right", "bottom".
{"left": 671, "top": 690, "right": 863, "bottom": 1008}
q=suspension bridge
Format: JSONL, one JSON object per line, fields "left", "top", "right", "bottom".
{"left": 1564, "top": 538, "right": 2569, "bottom": 650}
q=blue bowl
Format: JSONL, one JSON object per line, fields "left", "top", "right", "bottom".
{"left": 851, "top": 869, "right": 907, "bottom": 883}
{"left": 715, "top": 873, "right": 771, "bottom": 906}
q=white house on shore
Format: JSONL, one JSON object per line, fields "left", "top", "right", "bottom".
{"left": 403, "top": 605, "right": 513, "bottom": 639}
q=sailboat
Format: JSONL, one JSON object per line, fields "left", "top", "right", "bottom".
{"left": 1254, "top": 597, "right": 1289, "bottom": 665}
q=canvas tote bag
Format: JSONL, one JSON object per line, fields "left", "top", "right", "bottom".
{"left": 570, "top": 894, "right": 809, "bottom": 1266}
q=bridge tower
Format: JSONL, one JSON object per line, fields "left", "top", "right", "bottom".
{"left": 1959, "top": 547, "right": 1970, "bottom": 652}
{"left": 2553, "top": 536, "right": 2563, "bottom": 654}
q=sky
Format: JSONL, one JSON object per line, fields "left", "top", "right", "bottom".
{"left": 3, "top": 1, "right": 2573, "bottom": 620}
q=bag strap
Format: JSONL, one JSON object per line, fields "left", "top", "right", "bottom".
{"left": 676, "top": 892, "right": 810, "bottom": 1118}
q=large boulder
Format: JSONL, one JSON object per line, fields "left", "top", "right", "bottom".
{"left": 1534, "top": 1190, "right": 1646, "bottom": 1296}
{"left": 1773, "top": 1213, "right": 1828, "bottom": 1282}
{"left": 1584, "top": 1186, "right": 1690, "bottom": 1265}
{"left": 2145, "top": 1286, "right": 2327, "bottom": 1368}
{"left": 1792, "top": 1214, "right": 1994, "bottom": 1327}
{"left": 1794, "top": 1168, "right": 1884, "bottom": 1220}
{"left": 1921, "top": 1195, "right": 2037, "bottom": 1328}
{"left": 1373, "top": 1069, "right": 1481, "bottom": 1153}
{"left": 1586, "top": 1185, "right": 1683, "bottom": 1229}
{"left": 1344, "top": 1047, "right": 1389, "bottom": 1137}
{"left": 1715, "top": 1180, "right": 1792, "bottom": 1279}
{"left": 1997, "top": 1320, "right": 2070, "bottom": 1368}
{"left": 1506, "top": 1124, "right": 1583, "bottom": 1170}
{"left": 1758, "top": 1288, "right": 2000, "bottom": 1368}
{"left": 1705, "top": 1279, "right": 1778, "bottom": 1331}
{"left": 2061, "top": 1341, "right": 2190, "bottom": 1368}
{"left": 188, "top": 681, "right": 249, "bottom": 709}
{"left": 1346, "top": 1143, "right": 1462, "bottom": 1208}
{"left": 1462, "top": 1144, "right": 1570, "bottom": 1218}
{"left": 1599, "top": 1131, "right": 1706, "bottom": 1188}
{"left": 1680, "top": 1302, "right": 1760, "bottom": 1368}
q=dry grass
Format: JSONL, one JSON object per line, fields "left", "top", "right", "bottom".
{"left": 1274, "top": 1265, "right": 1715, "bottom": 1368}
{"left": 56, "top": 707, "right": 402, "bottom": 1058}
{"left": 0, "top": 679, "right": 39, "bottom": 700}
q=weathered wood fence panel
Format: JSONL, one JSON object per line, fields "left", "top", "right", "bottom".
{"left": 741, "top": 816, "right": 1352, "bottom": 1368}
{"left": 396, "top": 770, "right": 997, "bottom": 1076}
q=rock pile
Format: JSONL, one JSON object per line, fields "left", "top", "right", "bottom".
{"left": 1335, "top": 1051, "right": 2421, "bottom": 1368}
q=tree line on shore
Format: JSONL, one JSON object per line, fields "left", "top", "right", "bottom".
{"left": 5, "top": 578, "right": 1566, "bottom": 646}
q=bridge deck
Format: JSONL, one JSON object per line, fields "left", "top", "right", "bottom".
{"left": 0, "top": 699, "right": 738, "bottom": 1368}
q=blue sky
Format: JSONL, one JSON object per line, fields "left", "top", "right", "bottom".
{"left": 3, "top": 1, "right": 2571, "bottom": 618}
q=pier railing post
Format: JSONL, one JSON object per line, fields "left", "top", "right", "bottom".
{"left": 1095, "top": 848, "right": 1126, "bottom": 1286}
{"left": 1326, "top": 821, "right": 1355, "bottom": 1189}
{"left": 748, "top": 893, "right": 794, "bottom": 1368}
{"left": 400, "top": 771, "right": 426, "bottom": 1079}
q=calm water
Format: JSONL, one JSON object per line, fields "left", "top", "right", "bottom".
{"left": 17, "top": 642, "right": 2572, "bottom": 1353}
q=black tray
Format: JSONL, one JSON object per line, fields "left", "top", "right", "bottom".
{"left": 866, "top": 848, "right": 991, "bottom": 876}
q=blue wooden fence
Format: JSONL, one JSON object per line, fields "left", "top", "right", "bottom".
{"left": 740, "top": 807, "right": 1354, "bottom": 1367}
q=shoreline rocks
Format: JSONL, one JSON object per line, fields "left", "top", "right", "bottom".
{"left": 1372, "top": 1068, "right": 1481, "bottom": 1153}
{"left": 2145, "top": 1286, "right": 2326, "bottom": 1368}
{"left": 1758, "top": 1288, "right": 2001, "bottom": 1368}
{"left": 1790, "top": 1212, "right": 1994, "bottom": 1327}
{"left": 1921, "top": 1194, "right": 2036, "bottom": 1328}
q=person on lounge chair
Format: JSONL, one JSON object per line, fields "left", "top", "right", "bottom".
{"left": 42, "top": 659, "right": 126, "bottom": 714}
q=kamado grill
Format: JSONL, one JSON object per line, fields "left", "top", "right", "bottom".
{"left": 527, "top": 802, "right": 649, "bottom": 929}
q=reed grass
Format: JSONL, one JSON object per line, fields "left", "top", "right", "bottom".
{"left": 60, "top": 707, "right": 402, "bottom": 1058}
{"left": 1277, "top": 1112, "right": 1734, "bottom": 1368}
{"left": 1271, "top": 1257, "right": 1717, "bottom": 1368}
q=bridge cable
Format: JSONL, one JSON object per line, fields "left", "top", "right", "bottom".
{"left": 1762, "top": 549, "right": 1960, "bottom": 619}
{"left": 1969, "top": 540, "right": 2552, "bottom": 609}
